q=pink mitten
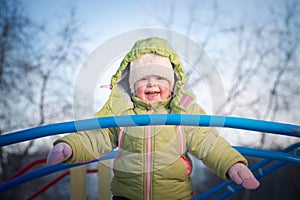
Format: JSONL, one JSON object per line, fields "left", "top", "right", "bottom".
{"left": 228, "top": 163, "right": 260, "bottom": 190}
{"left": 47, "top": 142, "right": 72, "bottom": 165}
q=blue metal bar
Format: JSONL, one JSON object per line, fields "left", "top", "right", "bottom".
{"left": 194, "top": 143, "right": 300, "bottom": 200}
{"left": 1, "top": 145, "right": 300, "bottom": 193}
{"left": 1, "top": 114, "right": 300, "bottom": 146}
{"left": 214, "top": 161, "right": 287, "bottom": 200}
{"left": 234, "top": 147, "right": 300, "bottom": 165}
{"left": 194, "top": 160, "right": 291, "bottom": 200}
{"left": 0, "top": 151, "right": 118, "bottom": 193}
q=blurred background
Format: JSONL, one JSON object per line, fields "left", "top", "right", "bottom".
{"left": 1, "top": 0, "right": 299, "bottom": 199}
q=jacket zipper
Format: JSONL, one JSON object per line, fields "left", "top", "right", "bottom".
{"left": 146, "top": 105, "right": 153, "bottom": 200}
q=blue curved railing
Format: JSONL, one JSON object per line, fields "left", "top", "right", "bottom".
{"left": 1, "top": 145, "right": 299, "bottom": 193}
{"left": 1, "top": 114, "right": 299, "bottom": 147}
{"left": 0, "top": 114, "right": 300, "bottom": 198}
{"left": 194, "top": 142, "right": 300, "bottom": 200}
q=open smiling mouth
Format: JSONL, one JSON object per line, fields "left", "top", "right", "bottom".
{"left": 145, "top": 91, "right": 160, "bottom": 95}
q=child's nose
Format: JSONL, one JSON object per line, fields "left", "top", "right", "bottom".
{"left": 147, "top": 78, "right": 157, "bottom": 86}
{"left": 147, "top": 81, "right": 156, "bottom": 87}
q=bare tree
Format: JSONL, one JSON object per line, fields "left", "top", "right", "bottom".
{"left": 147, "top": 0, "right": 300, "bottom": 149}
{"left": 22, "top": 6, "right": 86, "bottom": 156}
{"left": 0, "top": 0, "right": 38, "bottom": 181}
{"left": 0, "top": 1, "right": 86, "bottom": 195}
{"left": 216, "top": 0, "right": 300, "bottom": 148}
{"left": 258, "top": 0, "right": 300, "bottom": 147}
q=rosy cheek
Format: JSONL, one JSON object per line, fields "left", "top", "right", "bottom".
{"left": 161, "top": 86, "right": 171, "bottom": 95}
{"left": 135, "top": 87, "right": 145, "bottom": 99}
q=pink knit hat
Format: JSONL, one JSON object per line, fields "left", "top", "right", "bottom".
{"left": 129, "top": 53, "right": 175, "bottom": 93}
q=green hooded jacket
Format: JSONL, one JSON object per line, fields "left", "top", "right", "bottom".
{"left": 55, "top": 37, "right": 247, "bottom": 200}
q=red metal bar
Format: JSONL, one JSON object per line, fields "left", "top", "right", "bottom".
{"left": 27, "top": 171, "right": 70, "bottom": 200}
{"left": 7, "top": 158, "right": 47, "bottom": 180}
{"left": 27, "top": 169, "right": 98, "bottom": 200}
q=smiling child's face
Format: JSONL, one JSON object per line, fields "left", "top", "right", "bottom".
{"left": 134, "top": 75, "right": 171, "bottom": 102}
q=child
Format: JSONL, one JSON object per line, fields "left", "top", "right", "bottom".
{"left": 47, "top": 37, "right": 259, "bottom": 200}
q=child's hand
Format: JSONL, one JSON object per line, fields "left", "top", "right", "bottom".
{"left": 47, "top": 142, "right": 72, "bottom": 165}
{"left": 228, "top": 162, "right": 260, "bottom": 190}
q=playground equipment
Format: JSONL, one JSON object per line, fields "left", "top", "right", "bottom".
{"left": 0, "top": 114, "right": 300, "bottom": 199}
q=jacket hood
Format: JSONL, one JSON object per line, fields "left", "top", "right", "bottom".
{"left": 96, "top": 37, "right": 195, "bottom": 117}
{"left": 111, "top": 37, "right": 186, "bottom": 88}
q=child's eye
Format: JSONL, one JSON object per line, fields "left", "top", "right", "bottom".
{"left": 156, "top": 76, "right": 165, "bottom": 80}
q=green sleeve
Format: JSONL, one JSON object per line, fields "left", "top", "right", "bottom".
{"left": 54, "top": 127, "right": 117, "bottom": 164}
{"left": 187, "top": 126, "right": 248, "bottom": 180}
{"left": 185, "top": 103, "right": 248, "bottom": 180}
{"left": 201, "top": 137, "right": 248, "bottom": 180}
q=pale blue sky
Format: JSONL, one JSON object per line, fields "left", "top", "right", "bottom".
{"left": 25, "top": 0, "right": 274, "bottom": 51}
